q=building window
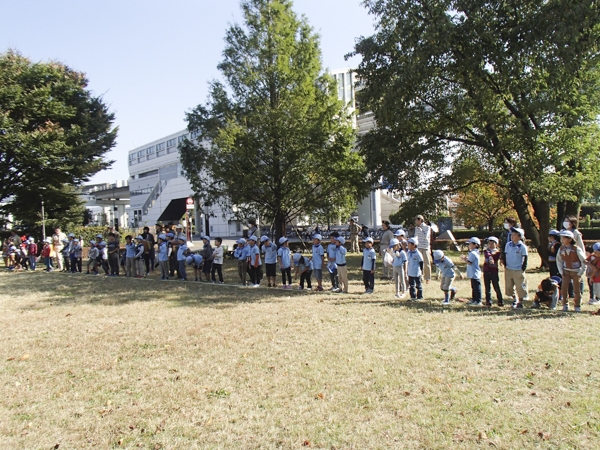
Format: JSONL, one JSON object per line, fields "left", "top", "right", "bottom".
{"left": 129, "top": 153, "right": 135, "bottom": 161}
{"left": 146, "top": 146, "right": 155, "bottom": 155}
{"left": 178, "top": 134, "right": 189, "bottom": 143}
{"left": 139, "top": 169, "right": 159, "bottom": 179}
{"left": 345, "top": 72, "right": 353, "bottom": 104}
{"left": 337, "top": 74, "right": 344, "bottom": 101}
{"left": 156, "top": 142, "right": 165, "bottom": 151}
{"left": 167, "top": 139, "right": 176, "bottom": 148}
{"left": 137, "top": 150, "right": 145, "bottom": 157}
{"left": 129, "top": 160, "right": 135, "bottom": 166}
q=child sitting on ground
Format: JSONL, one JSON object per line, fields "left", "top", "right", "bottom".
{"left": 433, "top": 249, "right": 461, "bottom": 304}
{"left": 533, "top": 276, "right": 561, "bottom": 309}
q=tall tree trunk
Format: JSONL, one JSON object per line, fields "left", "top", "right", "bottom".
{"left": 488, "top": 218, "right": 494, "bottom": 232}
{"left": 530, "top": 198, "right": 550, "bottom": 268}
{"left": 509, "top": 186, "right": 543, "bottom": 257}
{"left": 273, "top": 211, "right": 287, "bottom": 245}
{"left": 565, "top": 200, "right": 581, "bottom": 221}
{"left": 556, "top": 201, "right": 566, "bottom": 229}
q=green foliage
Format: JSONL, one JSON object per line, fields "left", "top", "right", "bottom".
{"left": 180, "top": 0, "right": 368, "bottom": 241}
{"left": 0, "top": 50, "right": 117, "bottom": 226}
{"left": 351, "top": 0, "right": 600, "bottom": 257}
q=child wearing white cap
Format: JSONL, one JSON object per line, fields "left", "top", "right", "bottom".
{"left": 41, "top": 238, "right": 53, "bottom": 272}
{"left": 390, "top": 238, "right": 407, "bottom": 298}
{"left": 312, "top": 234, "right": 325, "bottom": 291}
{"left": 278, "top": 237, "right": 292, "bottom": 289}
{"left": 261, "top": 236, "right": 278, "bottom": 287}
{"left": 361, "top": 237, "right": 377, "bottom": 294}
{"left": 461, "top": 237, "right": 482, "bottom": 305}
{"left": 406, "top": 237, "right": 423, "bottom": 299}
{"left": 27, "top": 239, "right": 38, "bottom": 271}
{"left": 483, "top": 237, "right": 503, "bottom": 306}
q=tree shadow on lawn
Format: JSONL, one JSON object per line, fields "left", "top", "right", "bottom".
{"left": 4, "top": 271, "right": 309, "bottom": 310}
{"left": 329, "top": 296, "right": 587, "bottom": 320}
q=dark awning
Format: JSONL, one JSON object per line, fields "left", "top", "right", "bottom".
{"left": 158, "top": 198, "right": 187, "bottom": 222}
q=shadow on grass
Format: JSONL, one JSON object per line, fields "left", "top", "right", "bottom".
{"left": 2, "top": 270, "right": 310, "bottom": 310}
{"left": 328, "top": 296, "right": 584, "bottom": 320}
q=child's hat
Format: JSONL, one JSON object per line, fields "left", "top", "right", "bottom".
{"left": 433, "top": 249, "right": 444, "bottom": 261}
{"left": 278, "top": 237, "right": 288, "bottom": 244}
{"left": 511, "top": 227, "right": 525, "bottom": 238}
{"left": 550, "top": 276, "right": 562, "bottom": 286}
{"left": 559, "top": 230, "right": 574, "bottom": 239}
{"left": 468, "top": 237, "right": 481, "bottom": 245}
{"left": 237, "top": 238, "right": 246, "bottom": 244}
{"left": 99, "top": 241, "right": 107, "bottom": 247}
{"left": 593, "top": 242, "right": 600, "bottom": 252}
{"left": 67, "top": 233, "right": 75, "bottom": 237}
{"left": 45, "top": 237, "right": 53, "bottom": 243}
{"left": 389, "top": 238, "right": 399, "bottom": 247}
{"left": 166, "top": 232, "right": 175, "bottom": 238}
{"left": 312, "top": 234, "right": 322, "bottom": 241}
{"left": 202, "top": 235, "right": 210, "bottom": 241}
{"left": 260, "top": 236, "right": 269, "bottom": 243}
{"left": 363, "top": 237, "right": 374, "bottom": 243}
{"left": 95, "top": 234, "right": 103, "bottom": 239}
{"left": 73, "top": 238, "right": 79, "bottom": 242}
{"left": 293, "top": 252, "right": 302, "bottom": 262}
{"left": 158, "top": 234, "right": 167, "bottom": 240}
{"left": 549, "top": 229, "right": 560, "bottom": 236}
{"left": 136, "top": 235, "right": 144, "bottom": 240}
{"left": 407, "top": 237, "right": 418, "bottom": 245}
{"left": 178, "top": 236, "right": 187, "bottom": 242}
{"left": 394, "top": 229, "right": 405, "bottom": 236}
{"left": 61, "top": 239, "right": 69, "bottom": 243}
{"left": 487, "top": 236, "right": 499, "bottom": 243}
{"left": 248, "top": 235, "right": 258, "bottom": 241}
{"left": 336, "top": 236, "right": 346, "bottom": 245}
{"left": 89, "top": 240, "right": 95, "bottom": 245}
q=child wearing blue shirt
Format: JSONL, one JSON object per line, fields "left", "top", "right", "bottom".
{"left": 157, "top": 234, "right": 169, "bottom": 280}
{"left": 234, "top": 239, "right": 249, "bottom": 285}
{"left": 406, "top": 238, "right": 424, "bottom": 300}
{"left": 327, "top": 233, "right": 340, "bottom": 292}
{"left": 261, "top": 236, "right": 278, "bottom": 287}
{"left": 293, "top": 252, "right": 313, "bottom": 290}
{"left": 361, "top": 237, "right": 377, "bottom": 294}
{"left": 186, "top": 253, "right": 204, "bottom": 282}
{"left": 335, "top": 236, "right": 348, "bottom": 293}
{"left": 462, "top": 237, "right": 482, "bottom": 305}
{"left": 433, "top": 250, "right": 460, "bottom": 304}
{"left": 124, "top": 235, "right": 137, "bottom": 277}
{"left": 312, "top": 234, "right": 325, "bottom": 291}
{"left": 390, "top": 238, "right": 407, "bottom": 298}
{"left": 278, "top": 237, "right": 292, "bottom": 289}
{"left": 247, "top": 235, "right": 262, "bottom": 287}
{"left": 502, "top": 227, "right": 529, "bottom": 309}
{"left": 176, "top": 237, "right": 188, "bottom": 281}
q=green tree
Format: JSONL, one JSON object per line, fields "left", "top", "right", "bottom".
{"left": 180, "top": 0, "right": 368, "bottom": 241}
{"left": 0, "top": 50, "right": 117, "bottom": 228}
{"left": 351, "top": 0, "right": 600, "bottom": 262}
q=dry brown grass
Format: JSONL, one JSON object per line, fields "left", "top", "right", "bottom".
{"left": 1, "top": 253, "right": 599, "bottom": 449}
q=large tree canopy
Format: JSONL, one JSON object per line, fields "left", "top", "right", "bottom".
{"left": 351, "top": 0, "right": 600, "bottom": 261}
{"left": 180, "top": 0, "right": 368, "bottom": 240}
{"left": 0, "top": 50, "right": 117, "bottom": 228}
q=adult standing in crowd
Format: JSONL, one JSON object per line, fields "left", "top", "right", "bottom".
{"left": 349, "top": 218, "right": 361, "bottom": 253}
{"left": 414, "top": 215, "right": 432, "bottom": 283}
{"left": 9, "top": 230, "right": 22, "bottom": 247}
{"left": 247, "top": 217, "right": 260, "bottom": 241}
{"left": 380, "top": 220, "right": 394, "bottom": 280}
{"left": 562, "top": 214, "right": 586, "bottom": 296}
{"left": 500, "top": 216, "right": 519, "bottom": 258}
{"left": 141, "top": 226, "right": 155, "bottom": 275}
{"left": 52, "top": 227, "right": 67, "bottom": 271}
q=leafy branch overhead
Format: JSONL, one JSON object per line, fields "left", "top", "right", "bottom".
{"left": 180, "top": 0, "right": 368, "bottom": 239}
{"left": 352, "top": 0, "right": 600, "bottom": 261}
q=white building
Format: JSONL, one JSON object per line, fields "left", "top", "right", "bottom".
{"left": 127, "top": 69, "right": 396, "bottom": 234}
{"left": 127, "top": 131, "right": 242, "bottom": 237}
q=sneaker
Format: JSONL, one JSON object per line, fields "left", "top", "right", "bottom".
{"left": 471, "top": 301, "right": 483, "bottom": 306}
{"left": 317, "top": 286, "right": 324, "bottom": 292}
{"left": 588, "top": 299, "right": 600, "bottom": 305}
{"left": 332, "top": 287, "right": 340, "bottom": 293}
{"left": 574, "top": 306, "right": 581, "bottom": 313}
{"left": 442, "top": 300, "right": 450, "bottom": 305}
{"left": 399, "top": 293, "right": 407, "bottom": 299}
{"left": 218, "top": 281, "right": 224, "bottom": 284}
{"left": 298, "top": 286, "right": 305, "bottom": 290}
{"left": 252, "top": 284, "right": 260, "bottom": 288}
{"left": 532, "top": 301, "right": 541, "bottom": 308}
{"left": 394, "top": 294, "right": 401, "bottom": 298}
{"left": 498, "top": 301, "right": 504, "bottom": 307}
{"left": 562, "top": 305, "right": 569, "bottom": 312}
{"left": 485, "top": 302, "right": 492, "bottom": 307}
{"left": 512, "top": 302, "right": 523, "bottom": 309}
{"left": 366, "top": 290, "right": 373, "bottom": 295}
{"left": 211, "top": 281, "right": 216, "bottom": 284}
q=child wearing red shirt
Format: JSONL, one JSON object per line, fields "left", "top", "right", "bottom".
{"left": 483, "top": 237, "right": 504, "bottom": 307}
{"left": 41, "top": 239, "right": 53, "bottom": 272}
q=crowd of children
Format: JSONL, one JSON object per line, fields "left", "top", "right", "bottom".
{"left": 4, "top": 216, "right": 600, "bottom": 312}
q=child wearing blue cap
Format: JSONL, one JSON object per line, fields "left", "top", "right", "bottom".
{"left": 335, "top": 236, "right": 348, "bottom": 293}
{"left": 177, "top": 237, "right": 189, "bottom": 281}
{"left": 187, "top": 254, "right": 204, "bottom": 281}
{"left": 502, "top": 227, "right": 529, "bottom": 309}
{"left": 247, "top": 236, "right": 262, "bottom": 287}
{"left": 157, "top": 234, "right": 169, "bottom": 280}
{"left": 548, "top": 230, "right": 561, "bottom": 278}
{"left": 461, "top": 237, "right": 482, "bottom": 305}
{"left": 70, "top": 238, "right": 82, "bottom": 273}
{"left": 261, "top": 236, "right": 278, "bottom": 287}
{"left": 361, "top": 237, "right": 377, "bottom": 294}
{"left": 211, "top": 237, "right": 224, "bottom": 284}
{"left": 312, "top": 234, "right": 325, "bottom": 291}
{"left": 234, "top": 239, "right": 249, "bottom": 285}
{"left": 433, "top": 250, "right": 459, "bottom": 304}
{"left": 278, "top": 237, "right": 292, "bottom": 289}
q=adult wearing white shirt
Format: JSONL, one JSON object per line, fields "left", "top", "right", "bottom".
{"left": 414, "top": 215, "right": 432, "bottom": 282}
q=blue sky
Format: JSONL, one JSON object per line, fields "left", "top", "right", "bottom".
{"left": 1, "top": 0, "right": 375, "bottom": 184}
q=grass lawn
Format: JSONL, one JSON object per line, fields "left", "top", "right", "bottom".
{"left": 1, "top": 251, "right": 599, "bottom": 449}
